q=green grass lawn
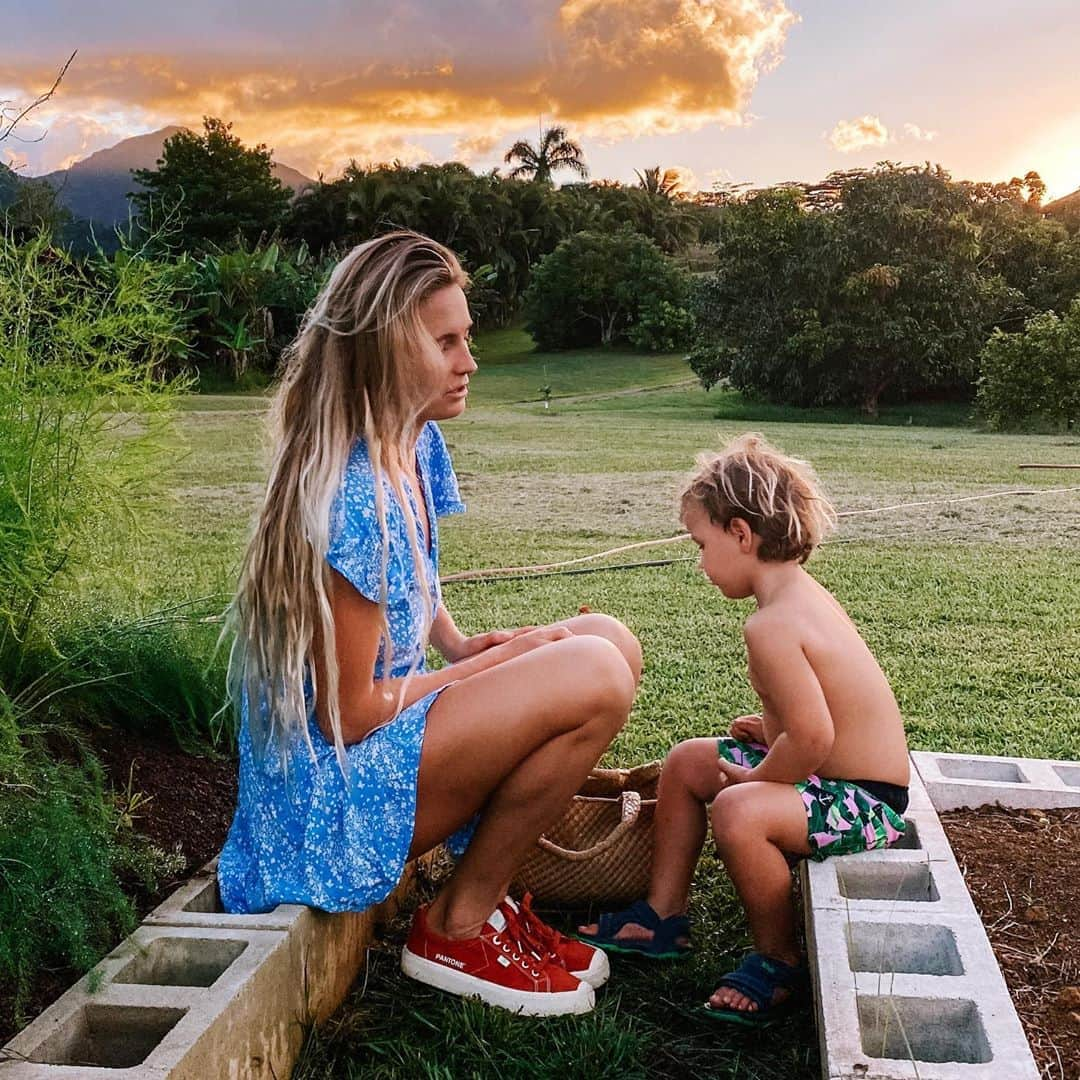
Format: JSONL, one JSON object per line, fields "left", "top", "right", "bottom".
{"left": 69, "top": 332, "right": 1080, "bottom": 1079}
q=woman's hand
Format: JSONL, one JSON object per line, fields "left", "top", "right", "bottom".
{"left": 451, "top": 626, "right": 538, "bottom": 661}
{"left": 460, "top": 624, "right": 574, "bottom": 672}
{"left": 729, "top": 713, "right": 764, "bottom": 743}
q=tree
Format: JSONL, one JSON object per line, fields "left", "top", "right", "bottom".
{"left": 0, "top": 172, "right": 71, "bottom": 241}
{"left": 977, "top": 300, "right": 1080, "bottom": 430}
{"left": 131, "top": 117, "right": 290, "bottom": 249}
{"left": 503, "top": 126, "right": 588, "bottom": 184}
{"left": 635, "top": 166, "right": 682, "bottom": 198}
{"left": 690, "top": 166, "right": 1016, "bottom": 414}
{"left": 523, "top": 229, "right": 692, "bottom": 350}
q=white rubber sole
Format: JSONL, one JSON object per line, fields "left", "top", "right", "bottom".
{"left": 401, "top": 947, "right": 595, "bottom": 1016}
{"left": 572, "top": 947, "right": 610, "bottom": 988}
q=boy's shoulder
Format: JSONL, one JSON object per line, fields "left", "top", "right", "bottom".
{"left": 742, "top": 606, "right": 803, "bottom": 649}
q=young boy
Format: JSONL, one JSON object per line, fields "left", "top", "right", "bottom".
{"left": 579, "top": 433, "right": 910, "bottom": 1025}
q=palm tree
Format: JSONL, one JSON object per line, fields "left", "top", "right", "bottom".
{"left": 635, "top": 166, "right": 682, "bottom": 199}
{"left": 503, "top": 126, "right": 588, "bottom": 184}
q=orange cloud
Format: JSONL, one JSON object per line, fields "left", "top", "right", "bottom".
{"left": 828, "top": 115, "right": 890, "bottom": 154}
{"left": 2, "top": 0, "right": 796, "bottom": 176}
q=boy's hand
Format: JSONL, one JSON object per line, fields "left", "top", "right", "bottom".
{"left": 717, "top": 758, "right": 753, "bottom": 788}
{"left": 729, "top": 713, "right": 764, "bottom": 742}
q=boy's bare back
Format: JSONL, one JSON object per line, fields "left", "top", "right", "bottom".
{"left": 746, "top": 570, "right": 909, "bottom": 787}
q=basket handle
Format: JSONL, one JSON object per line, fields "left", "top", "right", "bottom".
{"left": 535, "top": 791, "right": 642, "bottom": 862}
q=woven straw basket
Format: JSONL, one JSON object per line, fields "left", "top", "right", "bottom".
{"left": 511, "top": 760, "right": 661, "bottom": 908}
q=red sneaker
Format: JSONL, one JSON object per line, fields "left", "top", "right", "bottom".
{"left": 503, "top": 894, "right": 610, "bottom": 988}
{"left": 401, "top": 904, "right": 595, "bottom": 1016}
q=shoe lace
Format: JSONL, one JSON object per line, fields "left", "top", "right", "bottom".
{"left": 492, "top": 906, "right": 545, "bottom": 977}
{"left": 516, "top": 893, "right": 563, "bottom": 958}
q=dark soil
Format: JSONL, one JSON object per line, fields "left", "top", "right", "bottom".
{"left": 941, "top": 805, "right": 1080, "bottom": 1080}
{"left": 0, "top": 730, "right": 237, "bottom": 1046}
{"left": 89, "top": 726, "right": 237, "bottom": 879}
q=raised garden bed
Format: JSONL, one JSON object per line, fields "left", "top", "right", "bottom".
{"left": 941, "top": 805, "right": 1080, "bottom": 1079}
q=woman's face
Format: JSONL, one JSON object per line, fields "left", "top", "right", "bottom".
{"left": 418, "top": 284, "right": 477, "bottom": 423}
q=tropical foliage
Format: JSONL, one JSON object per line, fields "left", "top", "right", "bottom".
{"left": 689, "top": 164, "right": 1080, "bottom": 414}
{"left": 503, "top": 125, "right": 589, "bottom": 184}
{"left": 523, "top": 230, "right": 693, "bottom": 350}
{"left": 978, "top": 299, "right": 1080, "bottom": 430}
{"left": 132, "top": 117, "right": 292, "bottom": 250}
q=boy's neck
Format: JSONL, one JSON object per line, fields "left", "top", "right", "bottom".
{"left": 749, "top": 559, "right": 807, "bottom": 608}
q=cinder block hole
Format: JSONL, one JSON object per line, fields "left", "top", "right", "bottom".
{"left": 29, "top": 1004, "right": 185, "bottom": 1068}
{"left": 857, "top": 995, "right": 991, "bottom": 1064}
{"left": 1054, "top": 764, "right": 1080, "bottom": 788}
{"left": 891, "top": 819, "right": 921, "bottom": 850}
{"left": 113, "top": 937, "right": 248, "bottom": 987}
{"left": 937, "top": 757, "right": 1025, "bottom": 783}
{"left": 836, "top": 861, "right": 939, "bottom": 902}
{"left": 847, "top": 922, "right": 963, "bottom": 976}
{"left": 181, "top": 876, "right": 225, "bottom": 913}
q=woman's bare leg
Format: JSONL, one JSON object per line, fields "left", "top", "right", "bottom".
{"left": 551, "top": 612, "right": 643, "bottom": 686}
{"left": 409, "top": 632, "right": 637, "bottom": 937}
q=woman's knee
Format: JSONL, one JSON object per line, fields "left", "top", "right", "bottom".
{"left": 557, "top": 635, "right": 635, "bottom": 731}
{"left": 562, "top": 612, "right": 643, "bottom": 685}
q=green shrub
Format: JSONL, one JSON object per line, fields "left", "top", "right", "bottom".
{"left": 523, "top": 230, "right": 692, "bottom": 351}
{"left": 0, "top": 229, "right": 185, "bottom": 705}
{"left": 46, "top": 608, "right": 232, "bottom": 751}
{"left": 626, "top": 298, "right": 695, "bottom": 352}
{"left": 0, "top": 757, "right": 136, "bottom": 1022}
{"left": 977, "top": 300, "right": 1080, "bottom": 430}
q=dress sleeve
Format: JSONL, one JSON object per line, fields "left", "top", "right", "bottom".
{"left": 325, "top": 442, "right": 389, "bottom": 604}
{"left": 422, "top": 422, "right": 466, "bottom": 518}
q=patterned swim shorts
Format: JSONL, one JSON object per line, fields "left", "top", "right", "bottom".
{"left": 716, "top": 737, "right": 907, "bottom": 862}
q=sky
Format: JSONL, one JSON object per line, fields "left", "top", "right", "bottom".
{"left": 3, "top": 0, "right": 1080, "bottom": 199}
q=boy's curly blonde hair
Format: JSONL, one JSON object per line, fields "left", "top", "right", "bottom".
{"left": 680, "top": 433, "right": 837, "bottom": 564}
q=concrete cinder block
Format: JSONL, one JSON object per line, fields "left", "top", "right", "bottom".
{"left": 1, "top": 860, "right": 423, "bottom": 1080}
{"left": 912, "top": 750, "right": 1080, "bottom": 812}
{"left": 805, "top": 785, "right": 1040, "bottom": 1079}
{"left": 143, "top": 863, "right": 307, "bottom": 933}
{"left": 0, "top": 924, "right": 288, "bottom": 1079}
{"left": 803, "top": 847, "right": 979, "bottom": 918}
{"left": 809, "top": 905, "right": 1039, "bottom": 1077}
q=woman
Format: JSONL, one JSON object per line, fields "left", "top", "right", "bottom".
{"left": 219, "top": 231, "right": 641, "bottom": 1017}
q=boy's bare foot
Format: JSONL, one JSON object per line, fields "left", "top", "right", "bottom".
{"left": 701, "top": 952, "right": 808, "bottom": 1025}
{"left": 708, "top": 981, "right": 791, "bottom": 1013}
{"left": 576, "top": 900, "right": 691, "bottom": 959}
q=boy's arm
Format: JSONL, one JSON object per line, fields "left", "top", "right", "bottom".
{"left": 724, "top": 620, "right": 834, "bottom": 785}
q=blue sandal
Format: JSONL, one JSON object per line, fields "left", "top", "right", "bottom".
{"left": 701, "top": 952, "right": 809, "bottom": 1027}
{"left": 576, "top": 900, "right": 691, "bottom": 960}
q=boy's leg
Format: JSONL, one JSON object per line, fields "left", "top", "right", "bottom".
{"left": 648, "top": 738, "right": 728, "bottom": 917}
{"left": 708, "top": 781, "right": 810, "bottom": 1013}
{"left": 578, "top": 737, "right": 727, "bottom": 944}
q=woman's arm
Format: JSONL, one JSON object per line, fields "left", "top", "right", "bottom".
{"left": 313, "top": 571, "right": 568, "bottom": 744}
{"left": 429, "top": 603, "right": 536, "bottom": 664}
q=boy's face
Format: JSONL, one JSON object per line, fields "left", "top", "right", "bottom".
{"left": 682, "top": 503, "right": 757, "bottom": 599}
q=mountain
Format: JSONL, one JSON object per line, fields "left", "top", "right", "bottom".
{"left": 36, "top": 126, "right": 314, "bottom": 228}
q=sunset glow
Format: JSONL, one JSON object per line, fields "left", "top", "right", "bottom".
{"left": 5, "top": 0, "right": 1079, "bottom": 198}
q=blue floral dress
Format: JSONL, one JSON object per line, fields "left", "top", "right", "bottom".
{"left": 218, "top": 421, "right": 466, "bottom": 914}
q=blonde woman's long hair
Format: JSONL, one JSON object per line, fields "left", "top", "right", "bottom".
{"left": 227, "top": 231, "right": 468, "bottom": 773}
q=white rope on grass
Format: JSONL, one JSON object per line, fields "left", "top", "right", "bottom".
{"left": 440, "top": 484, "right": 1080, "bottom": 585}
